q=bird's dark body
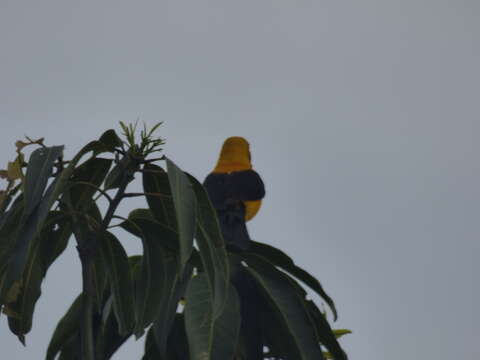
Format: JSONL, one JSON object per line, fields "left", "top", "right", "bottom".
{"left": 203, "top": 170, "right": 265, "bottom": 251}
{"left": 204, "top": 168, "right": 265, "bottom": 359}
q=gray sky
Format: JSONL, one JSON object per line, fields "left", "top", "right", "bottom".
{"left": 1, "top": 0, "right": 479, "bottom": 359}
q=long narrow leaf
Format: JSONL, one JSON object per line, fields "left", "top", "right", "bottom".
{"left": 23, "top": 146, "right": 64, "bottom": 217}
{"left": 142, "top": 163, "right": 177, "bottom": 229}
{"left": 6, "top": 213, "right": 72, "bottom": 340}
{"left": 152, "top": 258, "right": 192, "bottom": 358}
{"left": 165, "top": 158, "right": 196, "bottom": 275}
{"left": 211, "top": 284, "right": 240, "bottom": 360}
{"left": 99, "top": 231, "right": 135, "bottom": 336}
{"left": 46, "top": 295, "right": 83, "bottom": 360}
{"left": 188, "top": 174, "right": 229, "bottom": 320}
{"left": 249, "top": 240, "right": 338, "bottom": 320}
{"left": 305, "top": 300, "right": 348, "bottom": 360}
{"left": 184, "top": 273, "right": 213, "bottom": 360}
{"left": 245, "top": 254, "right": 324, "bottom": 360}
{"left": 184, "top": 273, "right": 241, "bottom": 360}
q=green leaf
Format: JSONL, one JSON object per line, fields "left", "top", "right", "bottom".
{"left": 184, "top": 273, "right": 241, "bottom": 360}
{"left": 46, "top": 295, "right": 83, "bottom": 360}
{"left": 95, "top": 294, "right": 132, "bottom": 359}
{"left": 333, "top": 329, "right": 352, "bottom": 339}
{"left": 305, "top": 300, "right": 348, "bottom": 360}
{"left": 68, "top": 157, "right": 112, "bottom": 210}
{"left": 211, "top": 284, "right": 241, "bottom": 360}
{"left": 249, "top": 240, "right": 338, "bottom": 320}
{"left": 104, "top": 156, "right": 134, "bottom": 190}
{"left": 187, "top": 174, "right": 229, "bottom": 320}
{"left": 142, "top": 163, "right": 177, "bottom": 229}
{"left": 94, "top": 257, "right": 141, "bottom": 359}
{"left": 165, "top": 157, "right": 197, "bottom": 275}
{"left": 57, "top": 336, "right": 78, "bottom": 360}
{"left": 245, "top": 254, "right": 324, "bottom": 360}
{"left": 0, "top": 205, "right": 44, "bottom": 304}
{"left": 91, "top": 242, "right": 107, "bottom": 313}
{"left": 132, "top": 252, "right": 163, "bottom": 339}
{"left": 260, "top": 302, "right": 303, "bottom": 359}
{"left": 120, "top": 209, "right": 190, "bottom": 337}
{"left": 34, "top": 140, "right": 108, "bottom": 231}
{"left": 99, "top": 129, "right": 123, "bottom": 152}
{"left": 152, "top": 257, "right": 192, "bottom": 358}
{"left": 2, "top": 142, "right": 108, "bottom": 305}
{"left": 7, "top": 213, "right": 72, "bottom": 339}
{"left": 184, "top": 274, "right": 213, "bottom": 360}
{"left": 99, "top": 231, "right": 135, "bottom": 336}
{"left": 0, "top": 197, "right": 24, "bottom": 277}
{"left": 23, "top": 146, "right": 64, "bottom": 217}
{"left": 142, "top": 327, "right": 162, "bottom": 359}
{"left": 120, "top": 209, "right": 179, "bottom": 253}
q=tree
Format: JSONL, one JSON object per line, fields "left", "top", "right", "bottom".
{"left": 0, "top": 123, "right": 350, "bottom": 359}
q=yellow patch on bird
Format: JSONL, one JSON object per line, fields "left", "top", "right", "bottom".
{"left": 244, "top": 200, "right": 262, "bottom": 221}
{"left": 213, "top": 136, "right": 252, "bottom": 173}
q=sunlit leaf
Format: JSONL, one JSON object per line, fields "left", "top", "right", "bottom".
{"left": 7, "top": 156, "right": 23, "bottom": 181}
{"left": 333, "top": 329, "right": 352, "bottom": 339}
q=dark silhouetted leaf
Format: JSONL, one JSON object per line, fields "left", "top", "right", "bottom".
{"left": 23, "top": 146, "right": 64, "bottom": 217}
{"left": 187, "top": 174, "right": 229, "bottom": 319}
{"left": 104, "top": 156, "right": 134, "bottom": 190}
{"left": 305, "top": 300, "right": 348, "bottom": 360}
{"left": 121, "top": 209, "right": 179, "bottom": 253}
{"left": 7, "top": 213, "right": 72, "bottom": 339}
{"left": 99, "top": 129, "right": 123, "bottom": 152}
{"left": 165, "top": 157, "right": 196, "bottom": 275}
{"left": 184, "top": 273, "right": 240, "bottom": 360}
{"left": 46, "top": 295, "right": 83, "bottom": 360}
{"left": 69, "top": 157, "right": 112, "bottom": 210}
{"left": 245, "top": 254, "right": 324, "bottom": 360}
{"left": 0, "top": 197, "right": 24, "bottom": 277}
{"left": 152, "top": 257, "right": 192, "bottom": 358}
{"left": 211, "top": 284, "right": 240, "bottom": 360}
{"left": 142, "top": 163, "right": 177, "bottom": 229}
{"left": 249, "top": 240, "right": 338, "bottom": 320}
{"left": 99, "top": 231, "right": 135, "bottom": 336}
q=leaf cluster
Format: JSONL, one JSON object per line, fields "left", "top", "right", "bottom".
{"left": 0, "top": 124, "right": 350, "bottom": 360}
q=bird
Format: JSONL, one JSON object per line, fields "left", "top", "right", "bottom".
{"left": 203, "top": 136, "right": 265, "bottom": 251}
{"left": 203, "top": 137, "right": 265, "bottom": 359}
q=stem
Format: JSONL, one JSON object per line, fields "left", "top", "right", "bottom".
{"left": 73, "top": 181, "right": 114, "bottom": 204}
{"left": 122, "top": 192, "right": 171, "bottom": 198}
{"left": 78, "top": 246, "right": 95, "bottom": 360}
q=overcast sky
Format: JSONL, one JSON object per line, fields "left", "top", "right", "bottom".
{"left": 1, "top": 1, "right": 479, "bottom": 359}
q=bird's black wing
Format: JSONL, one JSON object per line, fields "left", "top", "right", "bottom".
{"left": 203, "top": 170, "right": 265, "bottom": 250}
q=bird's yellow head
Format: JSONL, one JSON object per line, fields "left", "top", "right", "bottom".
{"left": 213, "top": 136, "right": 252, "bottom": 173}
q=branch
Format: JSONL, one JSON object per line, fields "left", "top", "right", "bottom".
{"left": 121, "top": 192, "right": 171, "bottom": 199}
{"left": 72, "top": 181, "right": 114, "bottom": 203}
